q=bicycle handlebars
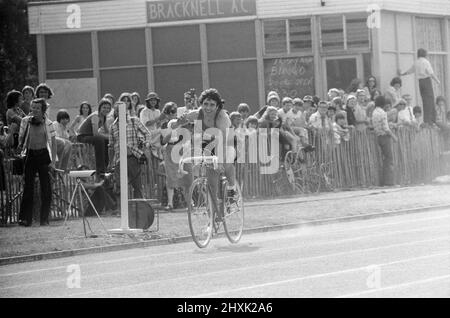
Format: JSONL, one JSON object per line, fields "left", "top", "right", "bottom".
{"left": 178, "top": 156, "right": 219, "bottom": 175}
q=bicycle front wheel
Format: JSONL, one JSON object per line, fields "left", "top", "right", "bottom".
{"left": 223, "top": 182, "right": 244, "bottom": 244}
{"left": 188, "top": 178, "right": 213, "bottom": 248}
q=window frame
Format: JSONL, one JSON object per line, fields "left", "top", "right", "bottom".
{"left": 263, "top": 17, "right": 313, "bottom": 57}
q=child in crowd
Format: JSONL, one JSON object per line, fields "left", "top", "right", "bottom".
{"left": 230, "top": 112, "right": 243, "bottom": 129}
{"left": 333, "top": 112, "right": 350, "bottom": 145}
{"left": 327, "top": 105, "right": 336, "bottom": 123}
{"left": 413, "top": 106, "right": 424, "bottom": 129}
{"left": 278, "top": 97, "right": 293, "bottom": 125}
{"left": 53, "top": 109, "right": 75, "bottom": 171}
{"left": 245, "top": 116, "right": 259, "bottom": 131}
{"left": 237, "top": 103, "right": 250, "bottom": 123}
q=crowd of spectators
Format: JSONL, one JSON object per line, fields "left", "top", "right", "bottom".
{"left": 1, "top": 49, "right": 449, "bottom": 224}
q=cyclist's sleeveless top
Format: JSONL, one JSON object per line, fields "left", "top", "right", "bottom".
{"left": 197, "top": 108, "right": 224, "bottom": 156}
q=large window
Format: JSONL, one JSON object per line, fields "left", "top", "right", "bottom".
{"left": 263, "top": 18, "right": 312, "bottom": 55}
{"left": 207, "top": 21, "right": 258, "bottom": 111}
{"left": 152, "top": 25, "right": 202, "bottom": 105}
{"left": 98, "top": 28, "right": 148, "bottom": 98}
{"left": 320, "top": 13, "right": 370, "bottom": 51}
{"left": 45, "top": 32, "right": 92, "bottom": 79}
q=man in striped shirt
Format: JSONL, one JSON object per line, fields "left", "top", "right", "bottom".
{"left": 109, "top": 103, "right": 154, "bottom": 199}
{"left": 371, "top": 96, "right": 398, "bottom": 187}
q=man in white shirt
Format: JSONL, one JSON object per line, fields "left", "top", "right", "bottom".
{"left": 399, "top": 48, "right": 441, "bottom": 124}
{"left": 309, "top": 101, "right": 332, "bottom": 130}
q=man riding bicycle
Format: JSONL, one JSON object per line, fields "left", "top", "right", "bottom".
{"left": 170, "top": 88, "right": 237, "bottom": 204}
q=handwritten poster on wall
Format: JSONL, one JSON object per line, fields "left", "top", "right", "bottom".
{"left": 264, "top": 57, "right": 315, "bottom": 99}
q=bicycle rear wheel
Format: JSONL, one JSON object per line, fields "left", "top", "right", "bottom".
{"left": 188, "top": 178, "right": 213, "bottom": 248}
{"left": 223, "top": 182, "right": 244, "bottom": 244}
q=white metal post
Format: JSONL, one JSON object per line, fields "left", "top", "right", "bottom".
{"left": 119, "top": 102, "right": 129, "bottom": 230}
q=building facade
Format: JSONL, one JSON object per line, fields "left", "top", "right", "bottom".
{"left": 28, "top": 0, "right": 450, "bottom": 118}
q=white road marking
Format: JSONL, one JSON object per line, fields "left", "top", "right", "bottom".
{"left": 337, "top": 274, "right": 450, "bottom": 298}
{"left": 65, "top": 236, "right": 450, "bottom": 297}
{"left": 1, "top": 222, "right": 448, "bottom": 289}
{"left": 2, "top": 212, "right": 449, "bottom": 277}
{"left": 193, "top": 251, "right": 450, "bottom": 298}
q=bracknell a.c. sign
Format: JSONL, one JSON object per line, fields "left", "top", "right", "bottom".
{"left": 147, "top": 0, "right": 257, "bottom": 23}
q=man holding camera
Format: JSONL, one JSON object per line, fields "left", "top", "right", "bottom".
{"left": 109, "top": 102, "right": 154, "bottom": 200}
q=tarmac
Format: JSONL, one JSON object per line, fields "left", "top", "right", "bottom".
{"left": 1, "top": 183, "right": 450, "bottom": 266}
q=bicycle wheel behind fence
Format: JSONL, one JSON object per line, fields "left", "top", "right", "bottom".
{"left": 188, "top": 178, "right": 213, "bottom": 248}
{"left": 223, "top": 182, "right": 244, "bottom": 244}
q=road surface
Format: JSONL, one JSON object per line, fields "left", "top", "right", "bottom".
{"left": 1, "top": 208, "right": 450, "bottom": 298}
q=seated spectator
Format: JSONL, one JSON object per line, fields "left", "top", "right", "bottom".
{"left": 109, "top": 102, "right": 153, "bottom": 200}
{"left": 18, "top": 98, "right": 57, "bottom": 226}
{"left": 70, "top": 101, "right": 92, "bottom": 135}
{"left": 333, "top": 112, "right": 350, "bottom": 145}
{"left": 76, "top": 98, "right": 112, "bottom": 179}
{"left": 385, "top": 77, "right": 403, "bottom": 108}
{"left": 345, "top": 95, "right": 357, "bottom": 127}
{"left": 53, "top": 109, "right": 75, "bottom": 171}
{"left": 397, "top": 99, "right": 417, "bottom": 128}
{"left": 309, "top": 101, "right": 332, "bottom": 131}
{"left": 237, "top": 103, "right": 250, "bottom": 122}
{"left": 278, "top": 97, "right": 293, "bottom": 125}
{"left": 5, "top": 90, "right": 26, "bottom": 149}
{"left": 258, "top": 106, "right": 281, "bottom": 129}
{"left": 21, "top": 85, "right": 34, "bottom": 115}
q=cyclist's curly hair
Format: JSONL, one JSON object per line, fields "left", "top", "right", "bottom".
{"left": 198, "top": 88, "right": 224, "bottom": 109}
